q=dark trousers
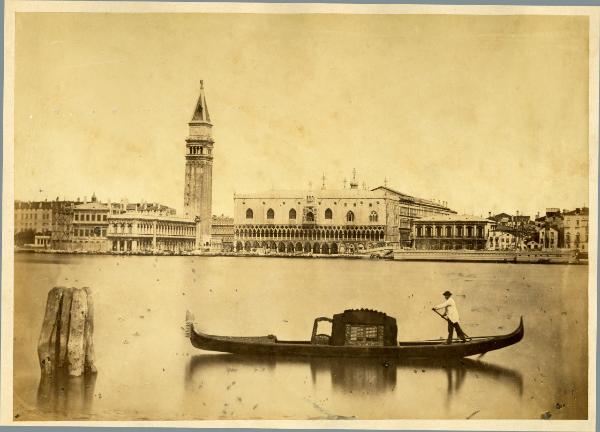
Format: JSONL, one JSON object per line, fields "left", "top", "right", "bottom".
{"left": 447, "top": 320, "right": 467, "bottom": 343}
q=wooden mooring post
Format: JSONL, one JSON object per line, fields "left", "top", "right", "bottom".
{"left": 37, "top": 287, "right": 96, "bottom": 377}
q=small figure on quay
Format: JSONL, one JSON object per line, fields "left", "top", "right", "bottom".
{"left": 432, "top": 290, "right": 467, "bottom": 344}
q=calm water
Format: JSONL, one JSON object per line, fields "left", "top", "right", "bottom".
{"left": 13, "top": 254, "right": 588, "bottom": 420}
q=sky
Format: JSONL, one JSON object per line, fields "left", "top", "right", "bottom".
{"left": 14, "top": 12, "right": 590, "bottom": 217}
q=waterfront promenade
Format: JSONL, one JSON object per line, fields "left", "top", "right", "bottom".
{"left": 15, "top": 246, "right": 585, "bottom": 264}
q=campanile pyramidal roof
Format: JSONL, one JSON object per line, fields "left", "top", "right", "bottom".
{"left": 191, "top": 80, "right": 211, "bottom": 123}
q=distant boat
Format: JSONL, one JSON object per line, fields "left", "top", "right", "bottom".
{"left": 186, "top": 309, "right": 524, "bottom": 359}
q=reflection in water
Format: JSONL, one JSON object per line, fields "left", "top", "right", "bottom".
{"left": 309, "top": 357, "right": 397, "bottom": 391}
{"left": 186, "top": 354, "right": 523, "bottom": 398}
{"left": 37, "top": 372, "right": 97, "bottom": 418}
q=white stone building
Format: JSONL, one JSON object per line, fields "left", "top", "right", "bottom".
{"left": 233, "top": 179, "right": 454, "bottom": 254}
{"left": 107, "top": 213, "right": 197, "bottom": 253}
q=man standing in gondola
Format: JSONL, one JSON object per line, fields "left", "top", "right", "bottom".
{"left": 432, "top": 291, "right": 467, "bottom": 344}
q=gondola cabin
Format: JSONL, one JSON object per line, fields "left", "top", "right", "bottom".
{"left": 311, "top": 309, "right": 398, "bottom": 347}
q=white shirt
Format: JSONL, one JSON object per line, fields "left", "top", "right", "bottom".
{"left": 434, "top": 297, "right": 460, "bottom": 323}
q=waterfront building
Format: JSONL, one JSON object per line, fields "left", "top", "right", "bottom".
{"left": 487, "top": 226, "right": 525, "bottom": 250}
{"left": 70, "top": 195, "right": 117, "bottom": 252}
{"left": 563, "top": 207, "right": 589, "bottom": 252}
{"left": 412, "top": 214, "right": 495, "bottom": 250}
{"left": 43, "top": 194, "right": 175, "bottom": 252}
{"left": 14, "top": 199, "right": 72, "bottom": 235}
{"left": 50, "top": 201, "right": 76, "bottom": 250}
{"left": 211, "top": 215, "right": 234, "bottom": 251}
{"left": 539, "top": 226, "right": 560, "bottom": 250}
{"left": 489, "top": 212, "right": 531, "bottom": 229}
{"left": 183, "top": 80, "right": 214, "bottom": 247}
{"left": 33, "top": 234, "right": 51, "bottom": 248}
{"left": 233, "top": 178, "right": 455, "bottom": 254}
{"left": 535, "top": 208, "right": 563, "bottom": 229}
{"left": 106, "top": 213, "right": 196, "bottom": 253}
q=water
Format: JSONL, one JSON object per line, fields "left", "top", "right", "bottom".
{"left": 13, "top": 254, "right": 588, "bottom": 420}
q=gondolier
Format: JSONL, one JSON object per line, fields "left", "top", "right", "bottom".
{"left": 432, "top": 291, "right": 467, "bottom": 344}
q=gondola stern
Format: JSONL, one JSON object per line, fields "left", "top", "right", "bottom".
{"left": 185, "top": 310, "right": 196, "bottom": 339}
{"left": 515, "top": 316, "right": 524, "bottom": 342}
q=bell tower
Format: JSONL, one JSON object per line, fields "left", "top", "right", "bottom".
{"left": 184, "top": 80, "right": 213, "bottom": 247}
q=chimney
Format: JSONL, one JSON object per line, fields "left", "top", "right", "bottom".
{"left": 488, "top": 212, "right": 492, "bottom": 218}
{"left": 84, "top": 196, "right": 87, "bottom": 204}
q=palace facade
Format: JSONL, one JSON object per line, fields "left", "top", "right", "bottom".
{"left": 413, "top": 214, "right": 495, "bottom": 250}
{"left": 233, "top": 181, "right": 454, "bottom": 254}
{"left": 106, "top": 213, "right": 196, "bottom": 253}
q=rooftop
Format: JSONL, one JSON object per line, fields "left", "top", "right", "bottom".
{"left": 236, "top": 185, "right": 455, "bottom": 211}
{"left": 74, "top": 202, "right": 109, "bottom": 210}
{"left": 414, "top": 214, "right": 494, "bottom": 223}
{"left": 564, "top": 207, "right": 589, "bottom": 216}
{"left": 107, "top": 212, "right": 196, "bottom": 223}
{"left": 371, "top": 186, "right": 453, "bottom": 210}
{"left": 234, "top": 188, "right": 389, "bottom": 200}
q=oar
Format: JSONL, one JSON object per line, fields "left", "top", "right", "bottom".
{"left": 431, "top": 308, "right": 449, "bottom": 322}
{"left": 431, "top": 308, "right": 472, "bottom": 340}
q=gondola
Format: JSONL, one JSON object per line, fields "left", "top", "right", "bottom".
{"left": 185, "top": 309, "right": 524, "bottom": 359}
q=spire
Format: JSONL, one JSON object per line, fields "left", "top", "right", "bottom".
{"left": 349, "top": 168, "right": 359, "bottom": 190}
{"left": 191, "top": 80, "right": 211, "bottom": 123}
{"left": 321, "top": 173, "right": 326, "bottom": 190}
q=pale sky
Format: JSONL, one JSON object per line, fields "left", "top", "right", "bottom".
{"left": 14, "top": 13, "right": 590, "bottom": 217}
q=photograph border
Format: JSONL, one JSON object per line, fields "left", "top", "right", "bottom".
{"left": 1, "top": 1, "right": 598, "bottom": 431}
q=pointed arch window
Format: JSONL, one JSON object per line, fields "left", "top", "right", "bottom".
{"left": 346, "top": 211, "right": 355, "bottom": 222}
{"left": 325, "top": 208, "right": 333, "bottom": 219}
{"left": 246, "top": 208, "right": 254, "bottom": 219}
{"left": 289, "top": 209, "right": 297, "bottom": 220}
{"left": 369, "top": 211, "right": 378, "bottom": 222}
{"left": 267, "top": 208, "right": 275, "bottom": 219}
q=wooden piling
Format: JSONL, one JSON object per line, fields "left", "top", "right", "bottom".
{"left": 58, "top": 287, "right": 73, "bottom": 368}
{"left": 83, "top": 286, "right": 96, "bottom": 373}
{"left": 37, "top": 287, "right": 64, "bottom": 376}
{"left": 37, "top": 287, "right": 97, "bottom": 377}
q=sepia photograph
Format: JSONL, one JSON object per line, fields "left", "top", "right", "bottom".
{"left": 1, "top": 1, "right": 598, "bottom": 429}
